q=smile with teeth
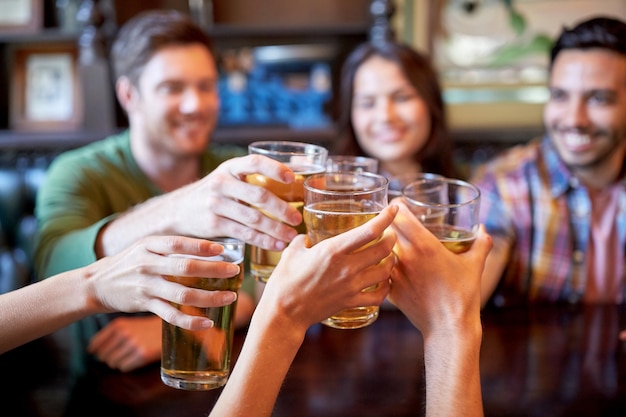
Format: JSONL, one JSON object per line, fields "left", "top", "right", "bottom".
{"left": 374, "top": 129, "right": 404, "bottom": 143}
{"left": 562, "top": 132, "right": 591, "bottom": 147}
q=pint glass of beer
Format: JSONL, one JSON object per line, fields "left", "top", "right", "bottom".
{"left": 161, "top": 237, "right": 245, "bottom": 391}
{"left": 326, "top": 155, "right": 378, "bottom": 173}
{"left": 387, "top": 172, "right": 443, "bottom": 201}
{"left": 247, "top": 141, "right": 328, "bottom": 283}
{"left": 403, "top": 177, "right": 480, "bottom": 254}
{"left": 303, "top": 172, "right": 388, "bottom": 329}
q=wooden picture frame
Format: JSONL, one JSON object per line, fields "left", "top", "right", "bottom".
{"left": 0, "top": 0, "right": 43, "bottom": 34}
{"left": 10, "top": 43, "right": 83, "bottom": 131}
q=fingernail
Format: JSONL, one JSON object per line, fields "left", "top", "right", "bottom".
{"left": 226, "top": 264, "right": 240, "bottom": 275}
{"left": 274, "top": 240, "right": 287, "bottom": 250}
{"left": 223, "top": 291, "right": 238, "bottom": 304}
{"left": 201, "top": 319, "right": 214, "bottom": 329}
{"left": 290, "top": 213, "right": 303, "bottom": 225}
{"left": 283, "top": 171, "right": 295, "bottom": 183}
{"left": 209, "top": 242, "right": 225, "bottom": 253}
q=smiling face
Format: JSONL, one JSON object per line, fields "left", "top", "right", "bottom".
{"left": 127, "top": 43, "right": 219, "bottom": 158}
{"left": 544, "top": 49, "right": 626, "bottom": 184}
{"left": 350, "top": 55, "right": 431, "bottom": 174}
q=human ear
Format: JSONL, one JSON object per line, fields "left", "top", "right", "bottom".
{"left": 115, "top": 76, "right": 139, "bottom": 113}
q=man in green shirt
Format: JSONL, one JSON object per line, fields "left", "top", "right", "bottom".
{"left": 35, "top": 10, "right": 302, "bottom": 373}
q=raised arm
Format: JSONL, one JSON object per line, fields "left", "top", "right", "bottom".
{"left": 96, "top": 154, "right": 303, "bottom": 259}
{"left": 210, "top": 205, "right": 398, "bottom": 417}
{"left": 388, "top": 202, "right": 492, "bottom": 417}
{"left": 0, "top": 236, "right": 239, "bottom": 354}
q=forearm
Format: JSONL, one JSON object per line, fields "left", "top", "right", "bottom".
{"left": 96, "top": 192, "right": 181, "bottom": 258}
{"left": 36, "top": 218, "right": 112, "bottom": 279}
{"left": 0, "top": 269, "right": 97, "bottom": 353}
{"left": 423, "top": 322, "right": 484, "bottom": 417}
{"left": 210, "top": 304, "right": 307, "bottom": 417}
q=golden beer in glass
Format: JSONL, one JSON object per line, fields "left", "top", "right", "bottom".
{"left": 247, "top": 141, "right": 328, "bottom": 283}
{"left": 160, "top": 238, "right": 245, "bottom": 391}
{"left": 303, "top": 172, "right": 388, "bottom": 329}
{"left": 403, "top": 177, "right": 481, "bottom": 254}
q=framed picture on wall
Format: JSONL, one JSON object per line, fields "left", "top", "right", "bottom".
{"left": 10, "top": 43, "right": 83, "bottom": 131}
{"left": 0, "top": 0, "right": 43, "bottom": 34}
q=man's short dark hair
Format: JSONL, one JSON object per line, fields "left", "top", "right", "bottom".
{"left": 111, "top": 10, "right": 214, "bottom": 86}
{"left": 550, "top": 16, "right": 626, "bottom": 67}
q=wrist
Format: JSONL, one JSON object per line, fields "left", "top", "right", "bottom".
{"left": 251, "top": 296, "right": 309, "bottom": 347}
{"left": 422, "top": 316, "right": 483, "bottom": 417}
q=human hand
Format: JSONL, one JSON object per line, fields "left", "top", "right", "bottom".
{"left": 167, "top": 154, "right": 302, "bottom": 251}
{"left": 258, "top": 205, "right": 398, "bottom": 332}
{"left": 88, "top": 315, "right": 161, "bottom": 372}
{"left": 84, "top": 235, "right": 240, "bottom": 330}
{"left": 388, "top": 201, "right": 492, "bottom": 337}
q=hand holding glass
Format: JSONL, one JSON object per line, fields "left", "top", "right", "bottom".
{"left": 303, "top": 172, "right": 388, "bottom": 329}
{"left": 161, "top": 238, "right": 245, "bottom": 391}
{"left": 247, "top": 141, "right": 328, "bottom": 283}
{"left": 403, "top": 177, "right": 480, "bottom": 254}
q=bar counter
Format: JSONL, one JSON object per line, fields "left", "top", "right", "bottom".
{"left": 3, "top": 304, "right": 626, "bottom": 416}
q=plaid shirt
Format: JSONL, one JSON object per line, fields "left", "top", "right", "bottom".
{"left": 471, "top": 135, "right": 626, "bottom": 306}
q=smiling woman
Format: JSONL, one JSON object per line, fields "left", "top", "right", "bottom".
{"left": 350, "top": 55, "right": 430, "bottom": 176}
{"left": 336, "top": 40, "right": 455, "bottom": 180}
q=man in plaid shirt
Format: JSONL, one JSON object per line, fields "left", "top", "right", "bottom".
{"left": 471, "top": 16, "right": 626, "bottom": 307}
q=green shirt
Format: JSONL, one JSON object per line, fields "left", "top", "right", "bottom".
{"left": 34, "top": 130, "right": 250, "bottom": 373}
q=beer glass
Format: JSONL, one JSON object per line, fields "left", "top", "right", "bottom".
{"left": 247, "top": 141, "right": 328, "bottom": 283}
{"left": 303, "top": 172, "right": 388, "bottom": 329}
{"left": 161, "top": 237, "right": 245, "bottom": 390}
{"left": 387, "top": 172, "right": 443, "bottom": 201}
{"left": 326, "top": 155, "right": 378, "bottom": 173}
{"left": 403, "top": 177, "right": 480, "bottom": 254}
